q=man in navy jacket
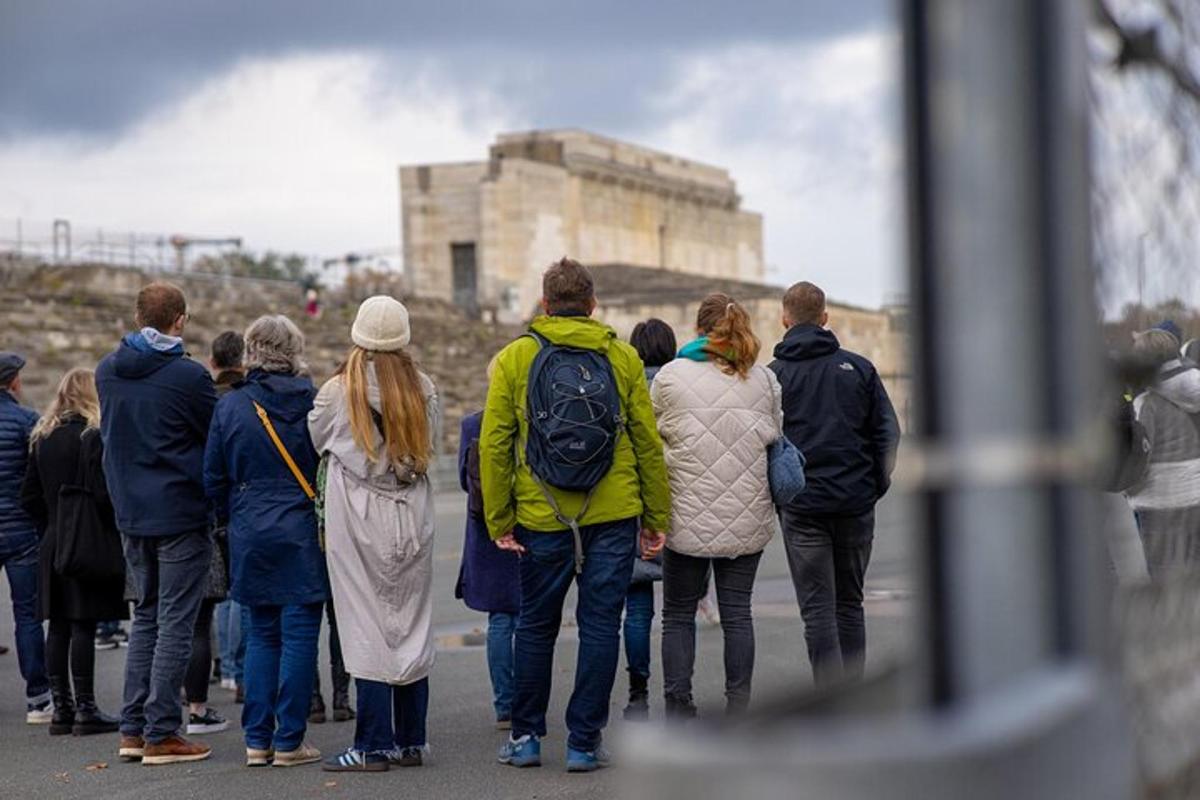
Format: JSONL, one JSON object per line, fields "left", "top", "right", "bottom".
{"left": 96, "top": 282, "right": 217, "bottom": 765}
{"left": 0, "top": 353, "right": 52, "bottom": 722}
{"left": 769, "top": 281, "right": 900, "bottom": 687}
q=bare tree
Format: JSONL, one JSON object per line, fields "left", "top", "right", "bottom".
{"left": 1090, "top": 0, "right": 1200, "bottom": 316}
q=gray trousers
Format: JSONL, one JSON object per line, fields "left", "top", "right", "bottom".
{"left": 120, "top": 531, "right": 210, "bottom": 743}
{"left": 661, "top": 547, "right": 762, "bottom": 713}
{"left": 780, "top": 508, "right": 874, "bottom": 686}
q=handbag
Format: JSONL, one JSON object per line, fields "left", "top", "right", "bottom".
{"left": 768, "top": 434, "right": 807, "bottom": 507}
{"left": 53, "top": 432, "right": 125, "bottom": 582}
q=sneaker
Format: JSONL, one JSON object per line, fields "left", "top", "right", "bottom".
{"left": 273, "top": 742, "right": 322, "bottom": 767}
{"left": 246, "top": 746, "right": 274, "bottom": 767}
{"left": 142, "top": 735, "right": 212, "bottom": 765}
{"left": 186, "top": 708, "right": 230, "bottom": 734}
{"left": 220, "top": 678, "right": 238, "bottom": 691}
{"left": 26, "top": 700, "right": 53, "bottom": 725}
{"left": 385, "top": 745, "right": 424, "bottom": 767}
{"left": 94, "top": 634, "right": 119, "bottom": 651}
{"left": 566, "top": 745, "right": 609, "bottom": 773}
{"left": 322, "top": 747, "right": 389, "bottom": 772}
{"left": 119, "top": 735, "right": 145, "bottom": 762}
{"left": 498, "top": 735, "right": 541, "bottom": 768}
{"left": 112, "top": 627, "right": 130, "bottom": 645}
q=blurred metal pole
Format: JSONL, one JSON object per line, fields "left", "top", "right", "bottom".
{"left": 624, "top": 0, "right": 1132, "bottom": 796}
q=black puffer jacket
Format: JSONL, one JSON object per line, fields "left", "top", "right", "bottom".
{"left": 769, "top": 325, "right": 900, "bottom": 516}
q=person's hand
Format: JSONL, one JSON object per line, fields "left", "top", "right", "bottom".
{"left": 495, "top": 531, "right": 526, "bottom": 555}
{"left": 640, "top": 528, "right": 665, "bottom": 559}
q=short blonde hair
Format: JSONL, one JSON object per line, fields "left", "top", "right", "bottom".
{"left": 1133, "top": 329, "right": 1180, "bottom": 366}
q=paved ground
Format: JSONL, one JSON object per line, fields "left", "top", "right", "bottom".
{"left": 0, "top": 492, "right": 912, "bottom": 799}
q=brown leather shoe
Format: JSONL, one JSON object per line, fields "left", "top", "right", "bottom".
{"left": 142, "top": 735, "right": 212, "bottom": 765}
{"left": 119, "top": 735, "right": 145, "bottom": 762}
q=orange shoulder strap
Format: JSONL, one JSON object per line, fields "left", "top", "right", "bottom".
{"left": 252, "top": 400, "right": 316, "bottom": 500}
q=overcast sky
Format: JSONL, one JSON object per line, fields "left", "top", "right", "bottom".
{"left": 0, "top": 1, "right": 901, "bottom": 307}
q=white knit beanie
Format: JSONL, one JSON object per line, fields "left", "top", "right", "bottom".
{"left": 351, "top": 295, "right": 411, "bottom": 352}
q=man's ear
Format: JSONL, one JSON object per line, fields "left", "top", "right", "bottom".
{"left": 781, "top": 314, "right": 791, "bottom": 331}
{"left": 540, "top": 297, "right": 549, "bottom": 315}
{"left": 820, "top": 310, "right": 830, "bottom": 328}
{"left": 587, "top": 296, "right": 597, "bottom": 315}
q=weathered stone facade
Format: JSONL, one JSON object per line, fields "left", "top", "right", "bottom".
{"left": 400, "top": 130, "right": 764, "bottom": 320}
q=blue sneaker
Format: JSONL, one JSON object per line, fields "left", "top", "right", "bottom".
{"left": 498, "top": 735, "right": 541, "bottom": 767}
{"left": 566, "top": 745, "right": 610, "bottom": 773}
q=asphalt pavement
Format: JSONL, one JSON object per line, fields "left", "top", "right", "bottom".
{"left": 0, "top": 491, "right": 913, "bottom": 800}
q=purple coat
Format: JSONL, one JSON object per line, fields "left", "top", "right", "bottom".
{"left": 454, "top": 412, "right": 520, "bottom": 614}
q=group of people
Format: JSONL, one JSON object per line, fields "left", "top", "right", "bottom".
{"left": 0, "top": 255, "right": 899, "bottom": 775}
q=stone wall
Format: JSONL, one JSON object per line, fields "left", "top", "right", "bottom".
{"left": 400, "top": 161, "right": 488, "bottom": 302}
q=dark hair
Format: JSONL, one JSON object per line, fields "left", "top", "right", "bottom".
{"left": 542, "top": 257, "right": 594, "bottom": 315}
{"left": 783, "top": 281, "right": 826, "bottom": 326}
{"left": 696, "top": 293, "right": 760, "bottom": 378}
{"left": 135, "top": 282, "right": 187, "bottom": 332}
{"left": 630, "top": 319, "right": 677, "bottom": 368}
{"left": 211, "top": 330, "right": 245, "bottom": 370}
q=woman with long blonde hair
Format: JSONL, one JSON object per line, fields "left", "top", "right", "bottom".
{"left": 308, "top": 296, "right": 439, "bottom": 773}
{"left": 651, "top": 293, "right": 783, "bottom": 718}
{"left": 20, "top": 368, "right": 126, "bottom": 736}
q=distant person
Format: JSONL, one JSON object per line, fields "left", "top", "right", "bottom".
{"left": 0, "top": 352, "right": 53, "bottom": 724}
{"left": 769, "top": 281, "right": 899, "bottom": 686}
{"left": 96, "top": 282, "right": 218, "bottom": 765}
{"left": 482, "top": 258, "right": 670, "bottom": 771}
{"left": 454, "top": 360, "right": 520, "bottom": 730}
{"left": 309, "top": 296, "right": 439, "bottom": 773}
{"left": 1126, "top": 329, "right": 1200, "bottom": 576}
{"left": 652, "top": 297, "right": 782, "bottom": 717}
{"left": 205, "top": 315, "right": 327, "bottom": 767}
{"left": 20, "top": 368, "right": 125, "bottom": 736}
{"left": 1182, "top": 338, "right": 1200, "bottom": 366}
{"left": 305, "top": 289, "right": 322, "bottom": 319}
{"left": 207, "top": 330, "right": 250, "bottom": 697}
{"left": 621, "top": 319, "right": 675, "bottom": 720}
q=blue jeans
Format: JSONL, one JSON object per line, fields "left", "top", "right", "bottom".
{"left": 512, "top": 518, "right": 637, "bottom": 752}
{"left": 623, "top": 582, "right": 654, "bottom": 679}
{"left": 353, "top": 677, "right": 429, "bottom": 752}
{"left": 216, "top": 600, "right": 248, "bottom": 682}
{"left": 242, "top": 602, "right": 322, "bottom": 752}
{"left": 487, "top": 611, "right": 516, "bottom": 720}
{"left": 0, "top": 538, "right": 49, "bottom": 702}
{"left": 120, "top": 531, "right": 211, "bottom": 743}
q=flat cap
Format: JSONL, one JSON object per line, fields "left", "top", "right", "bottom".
{"left": 0, "top": 352, "right": 25, "bottom": 387}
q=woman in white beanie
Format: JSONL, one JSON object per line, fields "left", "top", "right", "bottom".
{"left": 308, "top": 296, "right": 440, "bottom": 773}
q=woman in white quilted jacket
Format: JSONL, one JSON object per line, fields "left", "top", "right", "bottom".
{"left": 650, "top": 294, "right": 783, "bottom": 718}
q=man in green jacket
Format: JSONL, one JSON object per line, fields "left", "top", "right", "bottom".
{"left": 482, "top": 257, "right": 670, "bottom": 772}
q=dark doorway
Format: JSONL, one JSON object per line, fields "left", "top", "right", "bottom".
{"left": 451, "top": 242, "right": 478, "bottom": 314}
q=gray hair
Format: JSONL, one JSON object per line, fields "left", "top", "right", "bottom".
{"left": 1133, "top": 328, "right": 1180, "bottom": 367}
{"left": 243, "top": 315, "right": 304, "bottom": 374}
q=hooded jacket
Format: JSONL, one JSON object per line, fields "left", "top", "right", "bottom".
{"left": 480, "top": 314, "right": 671, "bottom": 538}
{"left": 1127, "top": 360, "right": 1200, "bottom": 512}
{"left": 0, "top": 390, "right": 39, "bottom": 549}
{"left": 96, "top": 334, "right": 218, "bottom": 537}
{"left": 769, "top": 324, "right": 900, "bottom": 516}
{"left": 203, "top": 370, "right": 327, "bottom": 607}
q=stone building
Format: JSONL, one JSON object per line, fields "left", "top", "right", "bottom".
{"left": 400, "top": 129, "right": 764, "bottom": 320}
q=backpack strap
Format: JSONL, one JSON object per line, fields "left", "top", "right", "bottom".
{"left": 530, "top": 472, "right": 595, "bottom": 574}
{"left": 252, "top": 400, "right": 316, "bottom": 501}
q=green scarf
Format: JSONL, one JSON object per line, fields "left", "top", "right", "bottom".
{"left": 677, "top": 336, "right": 710, "bottom": 362}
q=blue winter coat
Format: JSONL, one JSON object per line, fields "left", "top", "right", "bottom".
{"left": 769, "top": 324, "right": 900, "bottom": 516}
{"left": 454, "top": 412, "right": 519, "bottom": 614}
{"left": 0, "top": 391, "right": 39, "bottom": 554}
{"left": 203, "top": 370, "right": 328, "bottom": 608}
{"left": 96, "top": 334, "right": 217, "bottom": 537}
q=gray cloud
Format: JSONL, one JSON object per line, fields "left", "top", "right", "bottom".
{"left": 0, "top": 0, "right": 888, "bottom": 138}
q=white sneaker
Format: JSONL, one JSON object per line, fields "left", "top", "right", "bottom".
{"left": 220, "top": 678, "right": 238, "bottom": 691}
{"left": 26, "top": 701, "right": 53, "bottom": 724}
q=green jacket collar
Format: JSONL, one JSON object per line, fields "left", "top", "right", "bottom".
{"left": 529, "top": 315, "right": 616, "bottom": 352}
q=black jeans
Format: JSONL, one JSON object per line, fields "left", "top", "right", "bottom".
{"left": 661, "top": 548, "right": 763, "bottom": 713}
{"left": 46, "top": 618, "right": 97, "bottom": 696}
{"left": 780, "top": 508, "right": 874, "bottom": 686}
{"left": 312, "top": 597, "right": 350, "bottom": 704}
{"left": 184, "top": 598, "right": 217, "bottom": 704}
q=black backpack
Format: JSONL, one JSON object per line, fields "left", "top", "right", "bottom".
{"left": 521, "top": 331, "right": 624, "bottom": 570}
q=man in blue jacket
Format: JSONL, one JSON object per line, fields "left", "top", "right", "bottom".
{"left": 0, "top": 353, "right": 52, "bottom": 723}
{"left": 96, "top": 283, "right": 217, "bottom": 765}
{"left": 769, "top": 282, "right": 900, "bottom": 687}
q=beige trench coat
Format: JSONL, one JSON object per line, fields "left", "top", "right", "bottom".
{"left": 307, "top": 366, "right": 440, "bottom": 685}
